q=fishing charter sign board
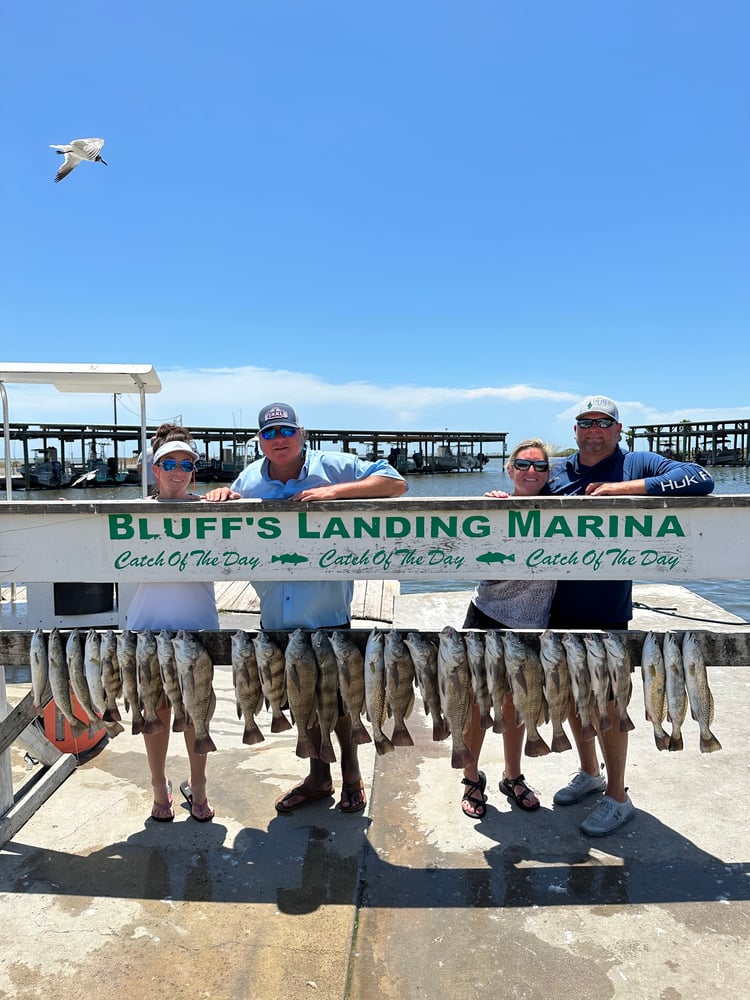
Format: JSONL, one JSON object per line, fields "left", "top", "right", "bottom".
{"left": 1, "top": 496, "right": 749, "bottom": 584}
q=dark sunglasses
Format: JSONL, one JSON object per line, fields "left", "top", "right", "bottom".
{"left": 576, "top": 417, "right": 616, "bottom": 429}
{"left": 260, "top": 425, "right": 297, "bottom": 440}
{"left": 513, "top": 458, "right": 549, "bottom": 472}
{"left": 158, "top": 459, "right": 197, "bottom": 472}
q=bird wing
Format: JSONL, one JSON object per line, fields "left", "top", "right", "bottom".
{"left": 54, "top": 151, "right": 83, "bottom": 183}
{"left": 72, "top": 138, "right": 105, "bottom": 160}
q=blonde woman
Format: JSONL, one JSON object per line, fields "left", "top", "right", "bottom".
{"left": 460, "top": 438, "right": 555, "bottom": 819}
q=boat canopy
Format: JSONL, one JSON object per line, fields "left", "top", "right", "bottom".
{"left": 1, "top": 363, "right": 162, "bottom": 499}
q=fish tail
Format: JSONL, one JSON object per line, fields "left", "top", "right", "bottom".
{"left": 654, "top": 730, "right": 670, "bottom": 751}
{"left": 619, "top": 713, "right": 636, "bottom": 733}
{"left": 492, "top": 716, "right": 508, "bottom": 734}
{"left": 581, "top": 722, "right": 597, "bottom": 742}
{"left": 143, "top": 718, "right": 167, "bottom": 735}
{"left": 523, "top": 733, "right": 551, "bottom": 758}
{"left": 242, "top": 723, "right": 265, "bottom": 746}
{"left": 193, "top": 733, "right": 217, "bottom": 754}
{"left": 390, "top": 719, "right": 414, "bottom": 747}
{"left": 351, "top": 717, "right": 373, "bottom": 745}
{"left": 318, "top": 738, "right": 337, "bottom": 764}
{"left": 103, "top": 706, "right": 122, "bottom": 723}
{"left": 295, "top": 733, "right": 320, "bottom": 759}
{"left": 668, "top": 731, "right": 684, "bottom": 752}
{"left": 479, "top": 708, "right": 494, "bottom": 730}
{"left": 374, "top": 734, "right": 395, "bottom": 756}
{"left": 66, "top": 717, "right": 90, "bottom": 737}
{"left": 432, "top": 718, "right": 451, "bottom": 742}
{"left": 699, "top": 731, "right": 722, "bottom": 754}
{"left": 551, "top": 730, "right": 572, "bottom": 753}
{"left": 450, "top": 743, "right": 474, "bottom": 769}
{"left": 271, "top": 712, "right": 293, "bottom": 733}
{"left": 104, "top": 720, "right": 124, "bottom": 738}
{"left": 172, "top": 714, "right": 188, "bottom": 733}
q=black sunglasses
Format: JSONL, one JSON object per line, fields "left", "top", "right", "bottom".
{"left": 512, "top": 458, "right": 549, "bottom": 472}
{"left": 158, "top": 459, "right": 197, "bottom": 472}
{"left": 576, "top": 417, "right": 616, "bottom": 429}
{"left": 260, "top": 426, "right": 297, "bottom": 440}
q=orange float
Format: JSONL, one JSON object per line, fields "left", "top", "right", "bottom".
{"left": 43, "top": 693, "right": 107, "bottom": 755}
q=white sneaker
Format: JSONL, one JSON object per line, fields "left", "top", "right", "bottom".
{"left": 553, "top": 766, "right": 606, "bottom": 805}
{"left": 581, "top": 794, "right": 635, "bottom": 837}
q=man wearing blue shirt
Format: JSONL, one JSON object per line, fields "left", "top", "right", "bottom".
{"left": 206, "top": 402, "right": 407, "bottom": 815}
{"left": 547, "top": 394, "right": 714, "bottom": 836}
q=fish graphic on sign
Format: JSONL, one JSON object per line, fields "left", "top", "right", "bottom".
{"left": 475, "top": 552, "right": 516, "bottom": 565}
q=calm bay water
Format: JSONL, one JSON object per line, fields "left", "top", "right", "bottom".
{"left": 3, "top": 463, "right": 749, "bottom": 622}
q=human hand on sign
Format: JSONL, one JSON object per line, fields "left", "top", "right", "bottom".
{"left": 484, "top": 490, "right": 510, "bottom": 499}
{"left": 202, "top": 487, "right": 241, "bottom": 501}
{"left": 584, "top": 480, "right": 647, "bottom": 496}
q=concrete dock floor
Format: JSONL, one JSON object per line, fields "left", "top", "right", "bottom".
{"left": 1, "top": 585, "right": 749, "bottom": 1000}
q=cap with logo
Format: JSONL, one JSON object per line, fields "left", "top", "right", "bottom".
{"left": 258, "top": 402, "right": 301, "bottom": 432}
{"left": 575, "top": 395, "right": 619, "bottom": 421}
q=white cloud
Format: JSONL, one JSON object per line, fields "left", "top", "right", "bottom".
{"left": 2, "top": 366, "right": 748, "bottom": 458}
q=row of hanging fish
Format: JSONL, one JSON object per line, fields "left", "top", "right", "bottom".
{"left": 29, "top": 624, "right": 720, "bottom": 761}
{"left": 29, "top": 627, "right": 217, "bottom": 754}
{"left": 640, "top": 630, "right": 721, "bottom": 753}
{"left": 230, "top": 626, "right": 637, "bottom": 767}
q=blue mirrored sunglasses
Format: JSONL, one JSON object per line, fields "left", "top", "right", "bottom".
{"left": 260, "top": 425, "right": 297, "bottom": 440}
{"left": 576, "top": 417, "right": 616, "bottom": 429}
{"left": 513, "top": 459, "right": 549, "bottom": 472}
{"left": 158, "top": 459, "right": 197, "bottom": 472}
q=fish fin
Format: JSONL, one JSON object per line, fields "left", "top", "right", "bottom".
{"left": 654, "top": 732, "right": 670, "bottom": 751}
{"left": 351, "top": 717, "right": 373, "bottom": 745}
{"left": 193, "top": 734, "right": 217, "bottom": 754}
{"left": 450, "top": 743, "right": 474, "bottom": 769}
{"left": 271, "top": 712, "right": 293, "bottom": 733}
{"left": 374, "top": 734, "right": 395, "bottom": 756}
{"left": 523, "top": 734, "right": 551, "bottom": 758}
{"left": 699, "top": 731, "right": 721, "bottom": 754}
{"left": 390, "top": 720, "right": 414, "bottom": 747}
{"left": 242, "top": 723, "right": 265, "bottom": 746}
{"left": 551, "top": 731, "right": 572, "bottom": 753}
{"left": 432, "top": 718, "right": 451, "bottom": 741}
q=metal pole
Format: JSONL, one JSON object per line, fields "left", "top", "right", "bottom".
{"left": 135, "top": 378, "right": 148, "bottom": 498}
{"left": 1, "top": 382, "right": 11, "bottom": 500}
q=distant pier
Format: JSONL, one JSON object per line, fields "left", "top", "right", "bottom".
{"left": 1, "top": 421, "right": 509, "bottom": 488}
{"left": 627, "top": 419, "right": 749, "bottom": 466}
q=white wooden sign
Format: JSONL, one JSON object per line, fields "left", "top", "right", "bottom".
{"left": 1, "top": 496, "right": 749, "bottom": 584}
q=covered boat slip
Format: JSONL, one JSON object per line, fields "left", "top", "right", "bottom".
{"left": 0, "top": 363, "right": 162, "bottom": 500}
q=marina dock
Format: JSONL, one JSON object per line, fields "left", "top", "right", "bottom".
{"left": 1, "top": 421, "right": 509, "bottom": 488}
{"left": 1, "top": 584, "right": 749, "bottom": 1000}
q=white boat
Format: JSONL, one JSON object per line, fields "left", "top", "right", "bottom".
{"left": 434, "top": 445, "right": 484, "bottom": 471}
{"left": 18, "top": 448, "right": 73, "bottom": 489}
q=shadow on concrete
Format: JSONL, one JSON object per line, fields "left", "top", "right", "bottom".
{"left": 1, "top": 806, "right": 747, "bottom": 910}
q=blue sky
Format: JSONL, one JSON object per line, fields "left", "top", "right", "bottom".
{"left": 2, "top": 1, "right": 748, "bottom": 453}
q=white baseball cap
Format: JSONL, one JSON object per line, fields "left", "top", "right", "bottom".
{"left": 575, "top": 395, "right": 620, "bottom": 421}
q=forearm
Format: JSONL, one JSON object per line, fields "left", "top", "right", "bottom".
{"left": 293, "top": 475, "right": 408, "bottom": 501}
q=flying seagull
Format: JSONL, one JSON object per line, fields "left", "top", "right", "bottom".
{"left": 49, "top": 138, "right": 107, "bottom": 183}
